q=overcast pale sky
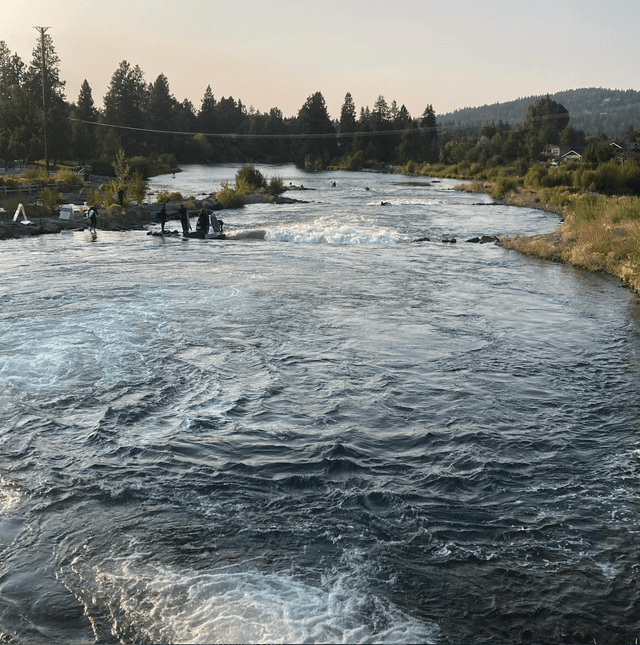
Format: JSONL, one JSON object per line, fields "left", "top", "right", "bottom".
{"left": 1, "top": 0, "right": 638, "bottom": 121}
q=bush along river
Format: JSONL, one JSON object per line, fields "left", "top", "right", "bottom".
{"left": 0, "top": 164, "right": 639, "bottom": 644}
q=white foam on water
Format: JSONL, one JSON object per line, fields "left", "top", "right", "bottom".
{"left": 0, "top": 300, "right": 162, "bottom": 392}
{"left": 0, "top": 475, "right": 20, "bottom": 512}
{"left": 82, "top": 559, "right": 440, "bottom": 644}
{"left": 264, "top": 216, "right": 409, "bottom": 245}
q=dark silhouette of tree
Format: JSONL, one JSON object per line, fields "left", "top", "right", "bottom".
{"left": 103, "top": 61, "right": 149, "bottom": 157}
{"left": 0, "top": 41, "right": 27, "bottom": 160}
{"left": 71, "top": 80, "right": 99, "bottom": 163}
{"left": 398, "top": 120, "right": 421, "bottom": 162}
{"left": 419, "top": 105, "right": 438, "bottom": 162}
{"left": 23, "top": 31, "right": 70, "bottom": 165}
{"left": 339, "top": 92, "right": 357, "bottom": 154}
{"left": 296, "top": 91, "right": 336, "bottom": 165}
{"left": 148, "top": 73, "right": 177, "bottom": 154}
{"left": 0, "top": 41, "right": 24, "bottom": 102}
{"left": 523, "top": 94, "right": 569, "bottom": 138}
{"left": 0, "top": 84, "right": 41, "bottom": 161}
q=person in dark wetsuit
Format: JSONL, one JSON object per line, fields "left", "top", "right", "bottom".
{"left": 179, "top": 205, "right": 190, "bottom": 234}
{"left": 159, "top": 204, "right": 168, "bottom": 233}
{"left": 196, "top": 208, "right": 209, "bottom": 235}
{"left": 88, "top": 204, "right": 98, "bottom": 231}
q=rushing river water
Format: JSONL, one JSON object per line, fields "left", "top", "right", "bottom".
{"left": 1, "top": 164, "right": 639, "bottom": 644}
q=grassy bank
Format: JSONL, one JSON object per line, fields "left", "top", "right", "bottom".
{"left": 395, "top": 160, "right": 640, "bottom": 293}
{"left": 501, "top": 192, "right": 640, "bottom": 292}
{"left": 454, "top": 178, "right": 640, "bottom": 293}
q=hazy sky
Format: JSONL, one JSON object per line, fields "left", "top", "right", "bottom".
{"left": 2, "top": 0, "right": 638, "bottom": 121}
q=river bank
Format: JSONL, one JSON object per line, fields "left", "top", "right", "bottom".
{"left": 455, "top": 179, "right": 640, "bottom": 295}
{"left": 0, "top": 187, "right": 307, "bottom": 240}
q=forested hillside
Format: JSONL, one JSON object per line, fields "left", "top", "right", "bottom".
{"left": 439, "top": 88, "right": 640, "bottom": 138}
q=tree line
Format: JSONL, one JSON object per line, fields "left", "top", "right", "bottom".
{"left": 1, "top": 33, "right": 638, "bottom": 178}
{"left": 0, "top": 33, "right": 445, "bottom": 174}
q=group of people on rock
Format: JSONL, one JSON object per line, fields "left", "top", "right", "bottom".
{"left": 158, "top": 204, "right": 222, "bottom": 236}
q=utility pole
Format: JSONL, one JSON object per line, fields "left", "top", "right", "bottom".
{"left": 34, "top": 27, "right": 49, "bottom": 172}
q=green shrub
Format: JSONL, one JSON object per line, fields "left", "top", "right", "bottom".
{"left": 347, "top": 150, "right": 364, "bottom": 171}
{"left": 491, "top": 177, "right": 517, "bottom": 200}
{"left": 469, "top": 162, "right": 485, "bottom": 177}
{"left": 100, "top": 179, "right": 119, "bottom": 207}
{"left": 235, "top": 164, "right": 266, "bottom": 194}
{"left": 571, "top": 193, "right": 606, "bottom": 223}
{"left": 216, "top": 181, "right": 245, "bottom": 208}
{"left": 129, "top": 156, "right": 152, "bottom": 179}
{"left": 157, "top": 191, "right": 184, "bottom": 204}
{"left": 524, "top": 165, "right": 548, "bottom": 189}
{"left": 620, "top": 161, "right": 640, "bottom": 196}
{"left": 39, "top": 187, "right": 61, "bottom": 215}
{"left": 592, "top": 161, "right": 621, "bottom": 196}
{"left": 128, "top": 172, "right": 148, "bottom": 207}
{"left": 54, "top": 168, "right": 83, "bottom": 190}
{"left": 540, "top": 186, "right": 572, "bottom": 208}
{"left": 23, "top": 167, "right": 49, "bottom": 183}
{"left": 547, "top": 166, "right": 573, "bottom": 188}
{"left": 268, "top": 175, "right": 285, "bottom": 196}
{"left": 607, "top": 197, "right": 640, "bottom": 223}
{"left": 86, "top": 187, "right": 103, "bottom": 207}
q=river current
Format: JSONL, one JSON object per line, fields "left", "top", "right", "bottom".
{"left": 1, "top": 165, "right": 639, "bottom": 644}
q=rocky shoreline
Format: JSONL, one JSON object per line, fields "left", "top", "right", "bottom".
{"left": 0, "top": 188, "right": 308, "bottom": 240}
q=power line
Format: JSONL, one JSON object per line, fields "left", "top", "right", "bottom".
{"left": 68, "top": 117, "right": 437, "bottom": 139}
{"left": 68, "top": 108, "right": 591, "bottom": 142}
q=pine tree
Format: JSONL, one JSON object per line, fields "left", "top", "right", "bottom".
{"left": 23, "top": 31, "right": 70, "bottom": 165}
{"left": 339, "top": 92, "right": 357, "bottom": 154}
{"left": 197, "top": 85, "right": 217, "bottom": 133}
{"left": 103, "top": 61, "right": 149, "bottom": 157}
{"left": 339, "top": 92, "right": 357, "bottom": 134}
{"left": 296, "top": 91, "right": 336, "bottom": 165}
{"left": 71, "top": 80, "right": 99, "bottom": 163}
{"left": 0, "top": 41, "right": 24, "bottom": 102}
{"left": 148, "top": 74, "right": 177, "bottom": 154}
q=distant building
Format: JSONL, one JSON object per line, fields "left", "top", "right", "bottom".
{"left": 609, "top": 141, "right": 640, "bottom": 160}
{"left": 542, "top": 143, "right": 583, "bottom": 164}
{"left": 561, "top": 149, "right": 583, "bottom": 162}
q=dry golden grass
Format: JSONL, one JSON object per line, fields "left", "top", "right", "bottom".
{"left": 502, "top": 192, "right": 640, "bottom": 292}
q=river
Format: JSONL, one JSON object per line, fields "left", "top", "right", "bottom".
{"left": 0, "top": 164, "right": 639, "bottom": 643}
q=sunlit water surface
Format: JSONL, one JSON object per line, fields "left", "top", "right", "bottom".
{"left": 1, "top": 165, "right": 639, "bottom": 644}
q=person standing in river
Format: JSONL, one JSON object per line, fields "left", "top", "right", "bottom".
{"left": 159, "top": 204, "right": 168, "bottom": 234}
{"left": 196, "top": 208, "right": 209, "bottom": 235}
{"left": 179, "top": 205, "right": 191, "bottom": 234}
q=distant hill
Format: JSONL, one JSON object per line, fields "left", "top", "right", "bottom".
{"left": 438, "top": 88, "right": 640, "bottom": 138}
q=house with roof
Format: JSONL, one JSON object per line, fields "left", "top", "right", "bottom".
{"left": 542, "top": 144, "right": 583, "bottom": 164}
{"left": 609, "top": 141, "right": 640, "bottom": 160}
